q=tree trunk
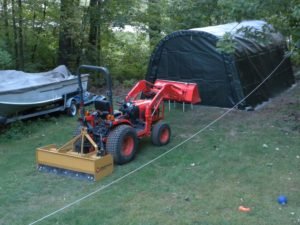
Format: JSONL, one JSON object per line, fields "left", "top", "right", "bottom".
{"left": 58, "top": 0, "right": 72, "bottom": 66}
{"left": 147, "top": 0, "right": 161, "bottom": 49}
{"left": 11, "top": 0, "right": 19, "bottom": 69}
{"left": 3, "top": 0, "right": 10, "bottom": 45}
{"left": 88, "top": 0, "right": 99, "bottom": 46}
{"left": 17, "top": 0, "right": 24, "bottom": 70}
{"left": 31, "top": 1, "right": 47, "bottom": 63}
{"left": 57, "top": 0, "right": 79, "bottom": 68}
{"left": 88, "top": 0, "right": 101, "bottom": 65}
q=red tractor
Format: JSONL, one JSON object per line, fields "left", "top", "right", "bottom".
{"left": 37, "top": 65, "right": 201, "bottom": 180}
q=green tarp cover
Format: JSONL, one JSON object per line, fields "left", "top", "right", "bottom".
{"left": 146, "top": 20, "right": 295, "bottom": 108}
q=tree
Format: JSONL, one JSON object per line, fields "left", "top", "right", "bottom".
{"left": 166, "top": 0, "right": 219, "bottom": 30}
{"left": 29, "top": 0, "right": 48, "bottom": 63}
{"left": 217, "top": 0, "right": 300, "bottom": 62}
{"left": 0, "top": 0, "right": 298, "bottom": 74}
{"left": 86, "top": 0, "right": 102, "bottom": 65}
{"left": 57, "top": 0, "right": 81, "bottom": 68}
{"left": 82, "top": 0, "right": 141, "bottom": 66}
{"left": 2, "top": 0, "right": 10, "bottom": 46}
{"left": 11, "top": 0, "right": 19, "bottom": 69}
{"left": 0, "top": 0, "right": 13, "bottom": 69}
{"left": 147, "top": 0, "right": 162, "bottom": 49}
{"left": 17, "top": 0, "right": 24, "bottom": 70}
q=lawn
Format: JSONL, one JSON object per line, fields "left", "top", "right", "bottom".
{"left": 0, "top": 77, "right": 299, "bottom": 225}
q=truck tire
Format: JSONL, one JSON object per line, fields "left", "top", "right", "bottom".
{"left": 106, "top": 125, "right": 138, "bottom": 165}
{"left": 151, "top": 121, "right": 171, "bottom": 146}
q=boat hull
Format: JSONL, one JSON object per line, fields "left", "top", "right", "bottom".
{"left": 0, "top": 75, "right": 88, "bottom": 117}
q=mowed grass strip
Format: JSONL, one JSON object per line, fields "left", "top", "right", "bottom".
{"left": 0, "top": 81, "right": 299, "bottom": 225}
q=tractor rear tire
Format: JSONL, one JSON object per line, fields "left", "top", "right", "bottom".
{"left": 106, "top": 125, "right": 138, "bottom": 165}
{"left": 151, "top": 121, "right": 171, "bottom": 146}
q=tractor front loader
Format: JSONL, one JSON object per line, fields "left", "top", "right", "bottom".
{"left": 36, "top": 65, "right": 201, "bottom": 181}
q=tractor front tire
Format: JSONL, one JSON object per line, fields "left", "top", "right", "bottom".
{"left": 151, "top": 121, "right": 171, "bottom": 146}
{"left": 106, "top": 125, "right": 138, "bottom": 165}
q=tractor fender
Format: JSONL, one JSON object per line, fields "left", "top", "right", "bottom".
{"left": 112, "top": 119, "right": 133, "bottom": 129}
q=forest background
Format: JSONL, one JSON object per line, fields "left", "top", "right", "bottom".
{"left": 0, "top": 0, "right": 299, "bottom": 84}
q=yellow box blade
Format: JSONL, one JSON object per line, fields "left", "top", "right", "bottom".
{"left": 36, "top": 145, "right": 113, "bottom": 181}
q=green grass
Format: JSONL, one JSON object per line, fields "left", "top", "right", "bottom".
{"left": 0, "top": 83, "right": 299, "bottom": 225}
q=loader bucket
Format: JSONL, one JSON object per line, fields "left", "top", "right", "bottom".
{"left": 36, "top": 129, "right": 113, "bottom": 181}
{"left": 154, "top": 79, "right": 201, "bottom": 104}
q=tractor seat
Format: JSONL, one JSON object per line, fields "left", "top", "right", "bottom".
{"left": 94, "top": 98, "right": 122, "bottom": 118}
{"left": 113, "top": 110, "right": 122, "bottom": 117}
{"left": 94, "top": 98, "right": 110, "bottom": 112}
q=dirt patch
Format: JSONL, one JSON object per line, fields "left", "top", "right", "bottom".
{"left": 253, "top": 75, "right": 300, "bottom": 133}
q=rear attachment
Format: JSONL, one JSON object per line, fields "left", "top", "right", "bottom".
{"left": 36, "top": 128, "right": 113, "bottom": 181}
{"left": 37, "top": 165, "right": 96, "bottom": 181}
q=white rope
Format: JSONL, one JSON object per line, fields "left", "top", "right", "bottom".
{"left": 28, "top": 50, "right": 293, "bottom": 225}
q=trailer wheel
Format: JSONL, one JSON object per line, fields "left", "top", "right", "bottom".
{"left": 107, "top": 125, "right": 138, "bottom": 165}
{"left": 151, "top": 121, "right": 171, "bottom": 146}
{"left": 67, "top": 101, "right": 77, "bottom": 117}
{"left": 0, "top": 116, "right": 7, "bottom": 125}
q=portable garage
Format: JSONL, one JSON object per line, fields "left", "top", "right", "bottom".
{"left": 146, "top": 20, "right": 295, "bottom": 109}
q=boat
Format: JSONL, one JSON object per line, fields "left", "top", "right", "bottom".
{"left": 0, "top": 65, "right": 89, "bottom": 121}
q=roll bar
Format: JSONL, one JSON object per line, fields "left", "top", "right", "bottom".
{"left": 76, "top": 65, "right": 113, "bottom": 121}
